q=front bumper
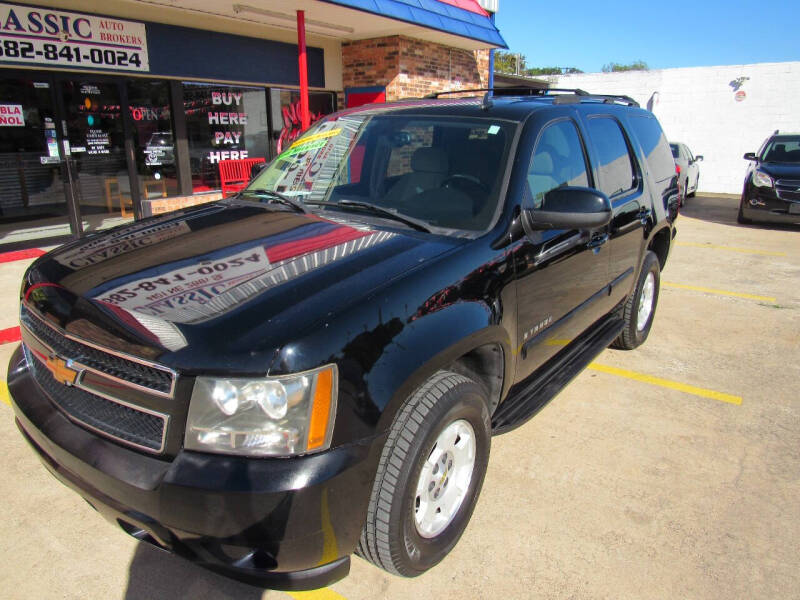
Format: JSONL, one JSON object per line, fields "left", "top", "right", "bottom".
{"left": 742, "top": 186, "right": 800, "bottom": 224}
{"left": 8, "top": 345, "right": 385, "bottom": 590}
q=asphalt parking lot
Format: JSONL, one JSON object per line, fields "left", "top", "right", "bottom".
{"left": 0, "top": 194, "right": 797, "bottom": 600}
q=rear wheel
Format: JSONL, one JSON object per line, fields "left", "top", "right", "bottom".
{"left": 612, "top": 250, "right": 660, "bottom": 350}
{"left": 357, "top": 371, "right": 491, "bottom": 576}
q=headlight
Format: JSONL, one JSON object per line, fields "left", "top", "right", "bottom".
{"left": 752, "top": 170, "right": 773, "bottom": 188}
{"left": 185, "top": 364, "right": 337, "bottom": 456}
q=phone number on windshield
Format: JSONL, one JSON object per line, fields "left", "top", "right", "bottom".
{"left": 0, "top": 39, "right": 147, "bottom": 71}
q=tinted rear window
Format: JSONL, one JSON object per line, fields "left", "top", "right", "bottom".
{"left": 586, "top": 117, "right": 637, "bottom": 198}
{"left": 628, "top": 116, "right": 676, "bottom": 182}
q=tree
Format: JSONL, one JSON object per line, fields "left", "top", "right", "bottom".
{"left": 525, "top": 66, "right": 583, "bottom": 76}
{"left": 602, "top": 60, "right": 648, "bottom": 73}
{"left": 494, "top": 52, "right": 584, "bottom": 76}
{"left": 495, "top": 51, "right": 526, "bottom": 75}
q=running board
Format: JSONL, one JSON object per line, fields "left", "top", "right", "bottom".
{"left": 492, "top": 316, "right": 624, "bottom": 434}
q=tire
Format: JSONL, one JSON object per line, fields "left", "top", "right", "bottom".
{"left": 737, "top": 198, "right": 752, "bottom": 224}
{"left": 612, "top": 250, "right": 660, "bottom": 350}
{"left": 688, "top": 174, "right": 698, "bottom": 198}
{"left": 357, "top": 371, "right": 491, "bottom": 577}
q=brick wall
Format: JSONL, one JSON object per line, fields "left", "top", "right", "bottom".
{"left": 342, "top": 36, "right": 490, "bottom": 102}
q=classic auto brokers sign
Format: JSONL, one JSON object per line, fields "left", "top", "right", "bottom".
{"left": 0, "top": 3, "right": 148, "bottom": 71}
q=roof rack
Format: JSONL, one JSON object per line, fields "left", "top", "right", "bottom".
{"left": 423, "top": 87, "right": 639, "bottom": 107}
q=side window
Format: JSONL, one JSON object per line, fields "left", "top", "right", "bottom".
{"left": 527, "top": 120, "right": 589, "bottom": 208}
{"left": 586, "top": 117, "right": 637, "bottom": 197}
{"left": 628, "top": 115, "right": 675, "bottom": 183}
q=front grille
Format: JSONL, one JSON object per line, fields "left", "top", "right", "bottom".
{"left": 20, "top": 306, "right": 174, "bottom": 395}
{"left": 775, "top": 179, "right": 800, "bottom": 202}
{"left": 25, "top": 346, "right": 166, "bottom": 452}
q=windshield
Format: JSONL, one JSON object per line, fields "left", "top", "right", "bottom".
{"left": 669, "top": 144, "right": 679, "bottom": 158}
{"left": 246, "top": 113, "right": 515, "bottom": 233}
{"left": 762, "top": 136, "right": 800, "bottom": 163}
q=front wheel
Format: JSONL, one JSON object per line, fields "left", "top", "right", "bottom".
{"left": 688, "top": 174, "right": 698, "bottom": 198}
{"left": 612, "top": 250, "right": 661, "bottom": 350}
{"left": 737, "top": 198, "right": 752, "bottom": 224}
{"left": 357, "top": 371, "right": 491, "bottom": 576}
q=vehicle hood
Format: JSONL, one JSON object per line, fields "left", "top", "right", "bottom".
{"left": 21, "top": 201, "right": 463, "bottom": 374}
{"left": 758, "top": 162, "right": 800, "bottom": 179}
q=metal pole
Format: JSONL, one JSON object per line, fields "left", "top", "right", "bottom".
{"left": 488, "top": 12, "right": 495, "bottom": 94}
{"left": 297, "top": 10, "right": 311, "bottom": 131}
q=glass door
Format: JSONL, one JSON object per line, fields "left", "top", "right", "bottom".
{"left": 127, "top": 80, "right": 178, "bottom": 200}
{"left": 60, "top": 78, "right": 133, "bottom": 232}
{"left": 0, "top": 74, "right": 73, "bottom": 248}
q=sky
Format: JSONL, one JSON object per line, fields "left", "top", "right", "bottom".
{"left": 493, "top": 0, "right": 799, "bottom": 74}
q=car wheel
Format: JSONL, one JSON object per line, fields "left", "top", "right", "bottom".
{"left": 737, "top": 197, "right": 752, "bottom": 224}
{"left": 357, "top": 371, "right": 491, "bottom": 576}
{"left": 612, "top": 250, "right": 660, "bottom": 350}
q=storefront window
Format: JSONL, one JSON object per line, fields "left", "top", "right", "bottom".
{"left": 60, "top": 79, "right": 131, "bottom": 232}
{"left": 269, "top": 89, "right": 336, "bottom": 155}
{"left": 182, "top": 82, "right": 269, "bottom": 193}
{"left": 0, "top": 76, "right": 70, "bottom": 246}
{"left": 127, "top": 80, "right": 179, "bottom": 200}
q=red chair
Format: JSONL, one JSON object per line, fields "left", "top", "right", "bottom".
{"left": 219, "top": 157, "right": 266, "bottom": 197}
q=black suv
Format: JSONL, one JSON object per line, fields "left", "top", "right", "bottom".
{"left": 739, "top": 130, "right": 800, "bottom": 225}
{"left": 8, "top": 90, "right": 678, "bottom": 590}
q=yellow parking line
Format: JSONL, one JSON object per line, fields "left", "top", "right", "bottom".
{"left": 0, "top": 382, "right": 9, "bottom": 406}
{"left": 662, "top": 281, "right": 776, "bottom": 303}
{"left": 287, "top": 589, "right": 348, "bottom": 600}
{"left": 588, "top": 363, "right": 742, "bottom": 405}
{"left": 675, "top": 241, "right": 787, "bottom": 257}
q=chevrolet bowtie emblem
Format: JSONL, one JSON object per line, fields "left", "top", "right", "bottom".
{"left": 45, "top": 356, "right": 79, "bottom": 386}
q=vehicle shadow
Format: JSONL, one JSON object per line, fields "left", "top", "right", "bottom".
{"left": 680, "top": 195, "right": 800, "bottom": 230}
{"left": 124, "top": 543, "right": 272, "bottom": 600}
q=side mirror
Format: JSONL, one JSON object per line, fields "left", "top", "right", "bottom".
{"left": 695, "top": 155, "right": 703, "bottom": 162}
{"left": 522, "top": 187, "right": 612, "bottom": 233}
{"left": 743, "top": 152, "right": 757, "bottom": 161}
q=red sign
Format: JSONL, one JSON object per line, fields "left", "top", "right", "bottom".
{"left": 346, "top": 90, "right": 386, "bottom": 108}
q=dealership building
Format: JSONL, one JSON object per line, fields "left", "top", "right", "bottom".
{"left": 0, "top": 0, "right": 504, "bottom": 249}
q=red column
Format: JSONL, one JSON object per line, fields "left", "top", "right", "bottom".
{"left": 297, "top": 10, "right": 311, "bottom": 131}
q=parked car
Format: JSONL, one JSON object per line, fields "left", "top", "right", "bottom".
{"left": 670, "top": 142, "right": 702, "bottom": 203}
{"left": 739, "top": 131, "right": 800, "bottom": 225}
{"left": 9, "top": 89, "right": 678, "bottom": 590}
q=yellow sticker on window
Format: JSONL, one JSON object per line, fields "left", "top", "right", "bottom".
{"left": 289, "top": 128, "right": 342, "bottom": 149}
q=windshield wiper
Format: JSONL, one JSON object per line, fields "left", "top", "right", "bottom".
{"left": 305, "top": 199, "right": 434, "bottom": 233}
{"left": 239, "top": 189, "right": 308, "bottom": 213}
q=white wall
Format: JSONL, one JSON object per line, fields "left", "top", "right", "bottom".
{"left": 547, "top": 62, "right": 800, "bottom": 194}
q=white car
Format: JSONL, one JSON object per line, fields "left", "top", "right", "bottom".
{"left": 670, "top": 142, "right": 703, "bottom": 203}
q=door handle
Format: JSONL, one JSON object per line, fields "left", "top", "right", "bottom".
{"left": 586, "top": 232, "right": 609, "bottom": 250}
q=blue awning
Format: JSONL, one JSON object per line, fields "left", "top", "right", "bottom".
{"left": 320, "top": 0, "right": 507, "bottom": 48}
